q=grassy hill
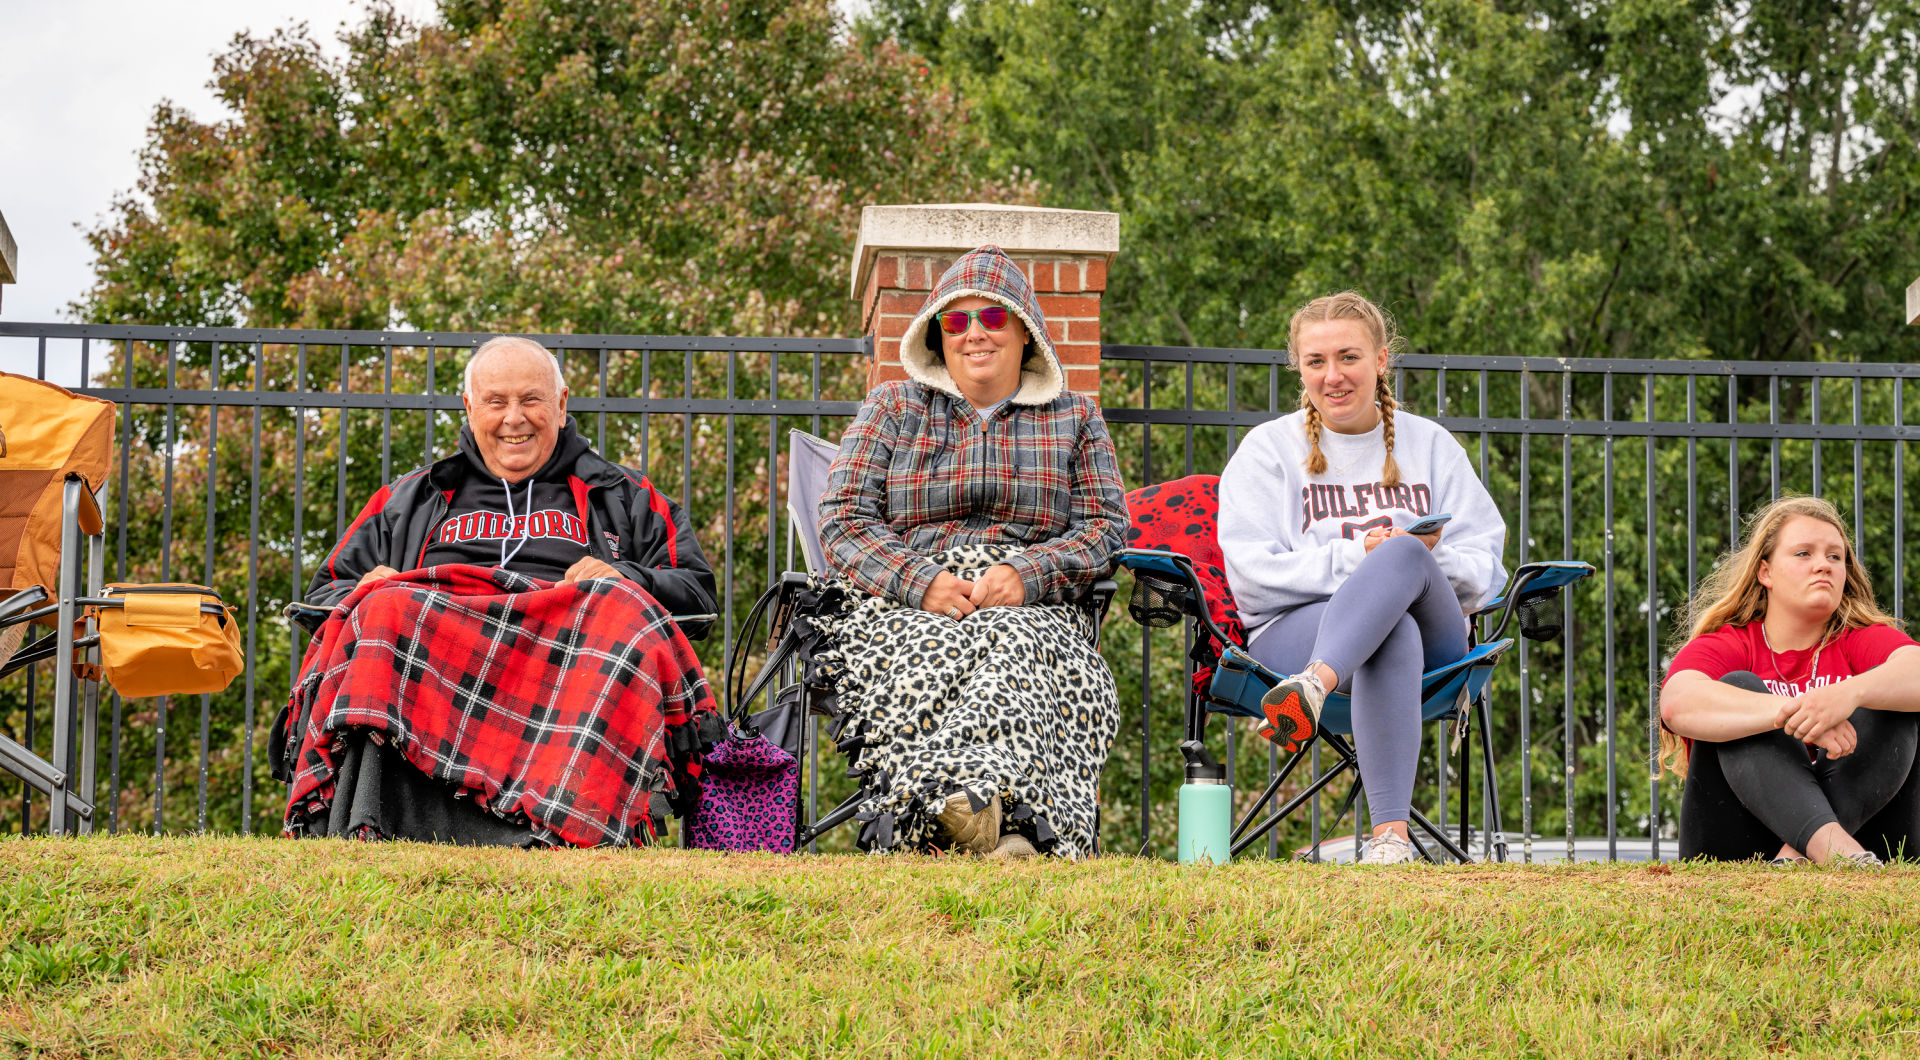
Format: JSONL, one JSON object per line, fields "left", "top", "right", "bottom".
{"left": 4, "top": 837, "right": 1918, "bottom": 1058}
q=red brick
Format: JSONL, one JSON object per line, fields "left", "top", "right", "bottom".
{"left": 903, "top": 257, "right": 949, "bottom": 289}
{"left": 867, "top": 361, "right": 911, "bottom": 391}
{"left": 1038, "top": 294, "right": 1102, "bottom": 320}
{"left": 876, "top": 314, "right": 914, "bottom": 339}
{"left": 873, "top": 337, "right": 901, "bottom": 363}
{"left": 1049, "top": 261, "right": 1082, "bottom": 294}
{"left": 1045, "top": 319, "right": 1067, "bottom": 343}
{"left": 874, "top": 255, "right": 899, "bottom": 290}
{"left": 1084, "top": 258, "right": 1108, "bottom": 292}
{"left": 1067, "top": 318, "right": 1102, "bottom": 343}
{"left": 879, "top": 290, "right": 925, "bottom": 316}
{"left": 1054, "top": 342, "right": 1101, "bottom": 366}
{"left": 1065, "top": 365, "right": 1101, "bottom": 397}
{"left": 1029, "top": 261, "right": 1056, "bottom": 292}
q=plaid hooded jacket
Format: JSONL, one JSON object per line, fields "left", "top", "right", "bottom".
{"left": 819, "top": 246, "right": 1128, "bottom": 607}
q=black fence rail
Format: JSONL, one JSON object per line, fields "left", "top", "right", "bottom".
{"left": 3, "top": 321, "right": 1915, "bottom": 861}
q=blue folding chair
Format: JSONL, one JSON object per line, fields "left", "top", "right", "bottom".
{"left": 1119, "top": 474, "right": 1592, "bottom": 862}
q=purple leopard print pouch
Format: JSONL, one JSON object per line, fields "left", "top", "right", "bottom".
{"left": 688, "top": 714, "right": 800, "bottom": 853}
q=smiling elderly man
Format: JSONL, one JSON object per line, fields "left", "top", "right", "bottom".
{"left": 308, "top": 335, "right": 717, "bottom": 618}
{"left": 279, "top": 336, "right": 721, "bottom": 848}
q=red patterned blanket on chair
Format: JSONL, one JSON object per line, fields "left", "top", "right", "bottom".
{"left": 282, "top": 564, "right": 716, "bottom": 846}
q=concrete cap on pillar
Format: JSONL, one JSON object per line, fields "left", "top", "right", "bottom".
{"left": 850, "top": 203, "right": 1118, "bottom": 300}
{"left": 1908, "top": 276, "right": 1919, "bottom": 326}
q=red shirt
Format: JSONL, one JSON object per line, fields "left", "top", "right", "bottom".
{"left": 1663, "top": 621, "right": 1916, "bottom": 755}
{"left": 1665, "top": 621, "right": 1915, "bottom": 698}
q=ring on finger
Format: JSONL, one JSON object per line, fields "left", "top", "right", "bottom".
{"left": 945, "top": 606, "right": 961, "bottom": 619}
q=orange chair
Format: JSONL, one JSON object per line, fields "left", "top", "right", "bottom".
{"left": 1, "top": 371, "right": 113, "bottom": 833}
{"left": 1, "top": 371, "right": 244, "bottom": 833}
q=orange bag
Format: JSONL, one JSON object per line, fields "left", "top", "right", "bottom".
{"left": 92, "top": 584, "right": 245, "bottom": 698}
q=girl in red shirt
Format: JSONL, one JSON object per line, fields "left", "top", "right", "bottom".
{"left": 1662, "top": 495, "right": 1920, "bottom": 864}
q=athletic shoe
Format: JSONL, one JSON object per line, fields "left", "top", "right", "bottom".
{"left": 1767, "top": 855, "right": 1811, "bottom": 868}
{"left": 1260, "top": 670, "right": 1328, "bottom": 752}
{"left": 988, "top": 833, "right": 1040, "bottom": 860}
{"left": 1832, "top": 849, "right": 1884, "bottom": 869}
{"left": 1357, "top": 832, "right": 1416, "bottom": 866}
{"left": 936, "top": 792, "right": 1002, "bottom": 855}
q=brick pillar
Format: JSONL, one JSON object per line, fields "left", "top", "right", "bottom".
{"left": 851, "top": 204, "right": 1120, "bottom": 398}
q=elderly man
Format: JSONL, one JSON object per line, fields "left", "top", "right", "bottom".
{"left": 306, "top": 336, "right": 717, "bottom": 621}
{"left": 277, "top": 336, "right": 721, "bottom": 848}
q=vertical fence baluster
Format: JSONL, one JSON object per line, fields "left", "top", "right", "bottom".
{"left": 1645, "top": 373, "right": 1658, "bottom": 860}
{"left": 1563, "top": 367, "right": 1575, "bottom": 862}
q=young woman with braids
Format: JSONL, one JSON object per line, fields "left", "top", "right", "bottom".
{"left": 1217, "top": 292, "right": 1507, "bottom": 864}
{"left": 1660, "top": 496, "right": 1920, "bottom": 865}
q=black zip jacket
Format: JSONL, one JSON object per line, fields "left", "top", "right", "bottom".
{"left": 306, "top": 417, "right": 718, "bottom": 639}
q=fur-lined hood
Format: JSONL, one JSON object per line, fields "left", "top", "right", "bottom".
{"left": 897, "top": 246, "right": 1063, "bottom": 406}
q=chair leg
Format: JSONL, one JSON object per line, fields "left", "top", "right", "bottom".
{"left": 798, "top": 790, "right": 863, "bottom": 848}
{"left": 1228, "top": 741, "right": 1314, "bottom": 845}
{"left": 1409, "top": 806, "right": 1474, "bottom": 863}
{"left": 1457, "top": 708, "right": 1471, "bottom": 853}
{"left": 47, "top": 479, "right": 85, "bottom": 836}
{"left": 1477, "top": 692, "right": 1508, "bottom": 863}
{"left": 1230, "top": 738, "right": 1356, "bottom": 860}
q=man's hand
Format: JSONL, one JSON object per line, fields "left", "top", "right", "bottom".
{"left": 1810, "top": 718, "right": 1858, "bottom": 759}
{"left": 921, "top": 571, "right": 977, "bottom": 620}
{"left": 562, "top": 556, "right": 623, "bottom": 583}
{"left": 1776, "top": 680, "right": 1861, "bottom": 743}
{"left": 356, "top": 565, "right": 400, "bottom": 590}
{"left": 968, "top": 564, "right": 1027, "bottom": 610}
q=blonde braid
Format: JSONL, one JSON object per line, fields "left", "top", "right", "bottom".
{"left": 1376, "top": 374, "right": 1401, "bottom": 487}
{"left": 1301, "top": 390, "right": 1327, "bottom": 475}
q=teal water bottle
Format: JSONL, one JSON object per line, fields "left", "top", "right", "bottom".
{"left": 1177, "top": 740, "right": 1231, "bottom": 865}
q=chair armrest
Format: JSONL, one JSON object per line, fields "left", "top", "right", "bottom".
{"left": 1472, "top": 561, "right": 1595, "bottom": 642}
{"left": 284, "top": 602, "right": 333, "bottom": 638}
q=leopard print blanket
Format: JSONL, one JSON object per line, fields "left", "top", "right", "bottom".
{"left": 811, "top": 543, "right": 1118, "bottom": 859}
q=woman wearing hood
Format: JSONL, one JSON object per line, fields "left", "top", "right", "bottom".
{"left": 817, "top": 245, "right": 1128, "bottom": 858}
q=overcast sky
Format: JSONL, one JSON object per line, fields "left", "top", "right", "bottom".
{"left": 0, "top": 1, "right": 437, "bottom": 379}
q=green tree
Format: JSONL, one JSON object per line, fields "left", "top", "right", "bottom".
{"left": 863, "top": 0, "right": 1920, "bottom": 854}
{"left": 4, "top": 0, "right": 1025, "bottom": 837}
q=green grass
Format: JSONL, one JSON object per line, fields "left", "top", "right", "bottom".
{"left": 4, "top": 837, "right": 1919, "bottom": 1058}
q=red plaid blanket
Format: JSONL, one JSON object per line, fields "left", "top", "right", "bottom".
{"left": 282, "top": 564, "right": 717, "bottom": 846}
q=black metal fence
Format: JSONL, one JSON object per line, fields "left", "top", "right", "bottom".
{"left": 3, "top": 321, "right": 1916, "bottom": 861}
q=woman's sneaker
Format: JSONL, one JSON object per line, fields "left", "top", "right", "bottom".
{"left": 1832, "top": 849, "right": 1884, "bottom": 869}
{"left": 936, "top": 792, "right": 1002, "bottom": 855}
{"left": 988, "top": 833, "right": 1040, "bottom": 860}
{"left": 1357, "top": 832, "right": 1416, "bottom": 865}
{"left": 1260, "top": 670, "right": 1327, "bottom": 752}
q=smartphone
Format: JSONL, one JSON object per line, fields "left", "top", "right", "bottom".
{"left": 1405, "top": 513, "right": 1452, "bottom": 536}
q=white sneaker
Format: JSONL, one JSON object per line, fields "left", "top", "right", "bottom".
{"left": 1260, "top": 669, "right": 1328, "bottom": 752}
{"left": 1357, "top": 832, "right": 1416, "bottom": 865}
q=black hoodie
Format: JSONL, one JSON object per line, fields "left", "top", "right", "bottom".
{"left": 307, "top": 417, "right": 719, "bottom": 639}
{"left": 422, "top": 422, "right": 596, "bottom": 581}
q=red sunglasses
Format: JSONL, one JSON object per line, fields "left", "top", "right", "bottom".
{"left": 937, "top": 305, "right": 1012, "bottom": 335}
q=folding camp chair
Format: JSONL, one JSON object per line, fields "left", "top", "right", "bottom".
{"left": 1118, "top": 474, "right": 1591, "bottom": 863}
{"left": 726, "top": 429, "right": 1117, "bottom": 851}
{"left": 3, "top": 371, "right": 247, "bottom": 835}
{"left": 1, "top": 372, "right": 113, "bottom": 834}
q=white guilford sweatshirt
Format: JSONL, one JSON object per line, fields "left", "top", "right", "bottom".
{"left": 1218, "top": 408, "right": 1509, "bottom": 640}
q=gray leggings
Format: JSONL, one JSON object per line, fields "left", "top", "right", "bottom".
{"left": 1246, "top": 534, "right": 1469, "bottom": 826}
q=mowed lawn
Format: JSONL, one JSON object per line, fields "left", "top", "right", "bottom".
{"left": 3, "top": 837, "right": 1918, "bottom": 1058}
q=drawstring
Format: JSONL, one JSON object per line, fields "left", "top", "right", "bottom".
{"left": 498, "top": 477, "right": 534, "bottom": 569}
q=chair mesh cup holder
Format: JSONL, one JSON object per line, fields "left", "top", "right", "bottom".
{"left": 1127, "top": 574, "right": 1190, "bottom": 630}
{"left": 1516, "top": 591, "right": 1563, "bottom": 642}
